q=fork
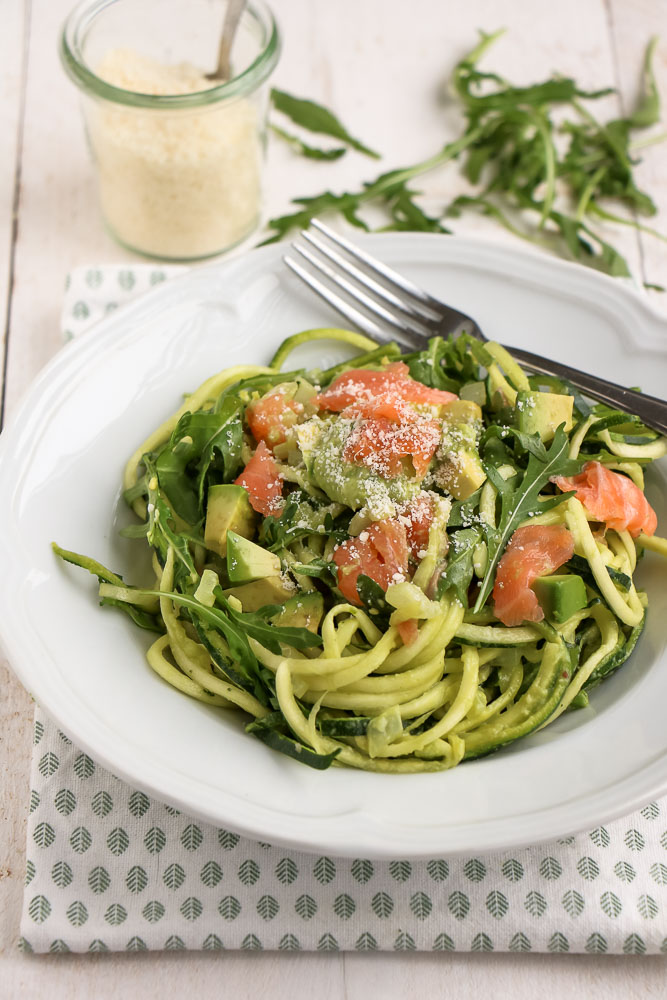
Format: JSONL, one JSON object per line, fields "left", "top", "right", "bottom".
{"left": 284, "top": 220, "right": 667, "bottom": 436}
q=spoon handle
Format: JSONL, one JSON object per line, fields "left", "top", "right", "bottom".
{"left": 213, "top": 0, "right": 247, "bottom": 80}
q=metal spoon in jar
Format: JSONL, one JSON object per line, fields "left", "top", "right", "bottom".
{"left": 206, "top": 0, "right": 247, "bottom": 81}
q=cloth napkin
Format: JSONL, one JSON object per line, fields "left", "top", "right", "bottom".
{"left": 18, "top": 264, "right": 667, "bottom": 955}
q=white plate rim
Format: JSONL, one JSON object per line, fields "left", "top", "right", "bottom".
{"left": 1, "top": 232, "right": 666, "bottom": 859}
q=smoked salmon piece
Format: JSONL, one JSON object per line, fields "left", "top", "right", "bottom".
{"left": 400, "top": 493, "right": 435, "bottom": 560}
{"left": 333, "top": 519, "right": 409, "bottom": 605}
{"left": 315, "top": 362, "right": 457, "bottom": 411}
{"left": 397, "top": 618, "right": 419, "bottom": 645}
{"left": 246, "top": 389, "right": 302, "bottom": 450}
{"left": 234, "top": 440, "right": 284, "bottom": 517}
{"left": 552, "top": 461, "right": 657, "bottom": 538}
{"left": 318, "top": 367, "right": 453, "bottom": 481}
{"left": 493, "top": 524, "right": 575, "bottom": 627}
{"left": 342, "top": 412, "right": 442, "bottom": 478}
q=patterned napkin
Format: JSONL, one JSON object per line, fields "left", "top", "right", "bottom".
{"left": 18, "top": 264, "right": 667, "bottom": 954}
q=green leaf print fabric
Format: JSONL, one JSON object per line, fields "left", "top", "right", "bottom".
{"left": 19, "top": 708, "right": 667, "bottom": 954}
{"left": 18, "top": 266, "right": 667, "bottom": 954}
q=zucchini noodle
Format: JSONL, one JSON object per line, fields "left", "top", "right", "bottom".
{"left": 54, "top": 328, "right": 666, "bottom": 773}
{"left": 565, "top": 498, "right": 644, "bottom": 627}
{"left": 568, "top": 415, "right": 595, "bottom": 459}
{"left": 597, "top": 428, "right": 667, "bottom": 461}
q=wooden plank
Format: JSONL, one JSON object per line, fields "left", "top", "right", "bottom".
{"left": 0, "top": 0, "right": 26, "bottom": 427}
{"left": 345, "top": 952, "right": 667, "bottom": 1000}
{"left": 1, "top": 0, "right": 133, "bottom": 425}
{"left": 0, "top": 0, "right": 34, "bottom": 971}
{"left": 606, "top": 0, "right": 667, "bottom": 312}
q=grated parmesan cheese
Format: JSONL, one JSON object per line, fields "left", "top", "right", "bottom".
{"left": 88, "top": 49, "right": 262, "bottom": 259}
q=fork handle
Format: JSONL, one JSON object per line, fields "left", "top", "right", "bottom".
{"left": 506, "top": 345, "right": 667, "bottom": 437}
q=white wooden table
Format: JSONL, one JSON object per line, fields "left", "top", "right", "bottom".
{"left": 1, "top": 1, "right": 666, "bottom": 995}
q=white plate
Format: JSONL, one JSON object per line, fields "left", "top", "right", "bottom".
{"left": 2, "top": 234, "right": 667, "bottom": 859}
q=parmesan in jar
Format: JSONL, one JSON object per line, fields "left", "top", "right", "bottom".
{"left": 87, "top": 49, "right": 262, "bottom": 259}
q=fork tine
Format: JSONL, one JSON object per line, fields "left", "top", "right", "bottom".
{"left": 310, "top": 219, "right": 446, "bottom": 313}
{"left": 300, "top": 229, "right": 442, "bottom": 328}
{"left": 284, "top": 254, "right": 390, "bottom": 342}
{"left": 290, "top": 241, "right": 433, "bottom": 342}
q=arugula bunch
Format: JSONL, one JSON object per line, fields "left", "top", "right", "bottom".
{"left": 447, "top": 32, "right": 664, "bottom": 278}
{"left": 265, "top": 31, "right": 665, "bottom": 281}
{"left": 154, "top": 399, "right": 244, "bottom": 525}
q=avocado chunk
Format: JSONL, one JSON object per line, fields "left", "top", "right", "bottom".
{"left": 531, "top": 573, "right": 587, "bottom": 624}
{"left": 436, "top": 450, "right": 486, "bottom": 500}
{"left": 223, "top": 576, "right": 295, "bottom": 612}
{"left": 513, "top": 391, "right": 574, "bottom": 443}
{"left": 271, "top": 592, "right": 324, "bottom": 633}
{"left": 486, "top": 363, "right": 517, "bottom": 410}
{"left": 434, "top": 415, "right": 486, "bottom": 501}
{"left": 226, "top": 530, "right": 281, "bottom": 583}
{"left": 295, "top": 417, "right": 326, "bottom": 474}
{"left": 204, "top": 484, "right": 257, "bottom": 558}
{"left": 311, "top": 421, "right": 420, "bottom": 516}
{"left": 441, "top": 399, "right": 483, "bottom": 425}
{"left": 460, "top": 380, "right": 487, "bottom": 407}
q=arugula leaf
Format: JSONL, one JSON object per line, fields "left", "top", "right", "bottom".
{"left": 403, "top": 336, "right": 462, "bottom": 392}
{"left": 262, "top": 130, "right": 482, "bottom": 243}
{"left": 192, "top": 619, "right": 269, "bottom": 703}
{"left": 214, "top": 588, "right": 323, "bottom": 653}
{"left": 473, "top": 425, "right": 581, "bottom": 611}
{"left": 98, "top": 599, "right": 162, "bottom": 632}
{"left": 154, "top": 400, "right": 244, "bottom": 524}
{"left": 271, "top": 88, "right": 379, "bottom": 159}
{"left": 176, "top": 592, "right": 262, "bottom": 674}
{"left": 381, "top": 185, "right": 450, "bottom": 234}
{"left": 448, "top": 487, "right": 484, "bottom": 528}
{"left": 51, "top": 544, "right": 163, "bottom": 632}
{"left": 356, "top": 574, "right": 391, "bottom": 620}
{"left": 290, "top": 558, "right": 338, "bottom": 582}
{"left": 270, "top": 124, "right": 346, "bottom": 161}
{"left": 143, "top": 456, "right": 198, "bottom": 587}
{"left": 138, "top": 588, "right": 321, "bottom": 703}
{"left": 436, "top": 527, "right": 482, "bottom": 606}
{"left": 260, "top": 492, "right": 349, "bottom": 551}
{"left": 626, "top": 37, "right": 660, "bottom": 129}
{"left": 481, "top": 424, "right": 548, "bottom": 461}
{"left": 194, "top": 398, "right": 244, "bottom": 503}
{"left": 155, "top": 433, "right": 200, "bottom": 524}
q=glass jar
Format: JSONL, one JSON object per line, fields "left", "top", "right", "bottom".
{"left": 61, "top": 0, "right": 280, "bottom": 260}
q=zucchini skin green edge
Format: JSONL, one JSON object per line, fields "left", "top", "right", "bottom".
{"left": 584, "top": 613, "right": 646, "bottom": 691}
{"left": 463, "top": 639, "right": 574, "bottom": 760}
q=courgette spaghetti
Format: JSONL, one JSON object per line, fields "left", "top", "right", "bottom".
{"left": 54, "top": 329, "right": 667, "bottom": 772}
